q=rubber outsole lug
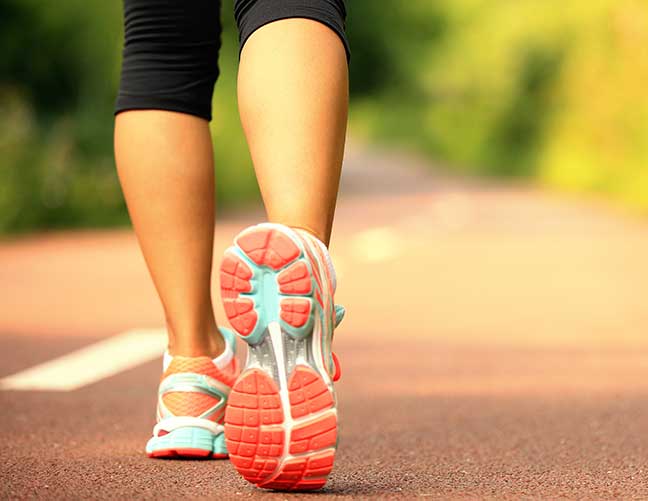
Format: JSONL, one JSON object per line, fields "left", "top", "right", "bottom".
{"left": 225, "top": 367, "right": 336, "bottom": 490}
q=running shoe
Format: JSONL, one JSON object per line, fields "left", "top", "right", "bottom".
{"left": 146, "top": 328, "right": 240, "bottom": 459}
{"left": 220, "top": 223, "right": 344, "bottom": 490}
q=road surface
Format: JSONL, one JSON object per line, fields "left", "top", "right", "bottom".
{"left": 2, "top": 144, "right": 648, "bottom": 499}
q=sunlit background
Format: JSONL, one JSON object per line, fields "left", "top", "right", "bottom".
{"left": 2, "top": 0, "right": 648, "bottom": 234}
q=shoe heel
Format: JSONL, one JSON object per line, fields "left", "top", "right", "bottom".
{"left": 220, "top": 224, "right": 315, "bottom": 344}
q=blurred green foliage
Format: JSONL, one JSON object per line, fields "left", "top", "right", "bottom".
{"left": 347, "top": 0, "right": 648, "bottom": 212}
{"left": 1, "top": 0, "right": 124, "bottom": 232}
{"left": 1, "top": 0, "right": 647, "bottom": 234}
{"left": 0, "top": 0, "right": 257, "bottom": 234}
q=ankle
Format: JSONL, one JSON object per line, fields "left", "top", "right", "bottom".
{"left": 166, "top": 324, "right": 225, "bottom": 359}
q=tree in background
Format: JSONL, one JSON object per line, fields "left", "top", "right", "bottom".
{"left": 1, "top": 0, "right": 647, "bottom": 234}
{"left": 348, "top": 0, "right": 648, "bottom": 213}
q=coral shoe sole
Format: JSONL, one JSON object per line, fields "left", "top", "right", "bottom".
{"left": 221, "top": 224, "right": 337, "bottom": 491}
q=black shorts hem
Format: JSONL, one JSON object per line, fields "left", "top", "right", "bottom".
{"left": 114, "top": 95, "right": 213, "bottom": 122}
{"left": 239, "top": 14, "right": 350, "bottom": 63}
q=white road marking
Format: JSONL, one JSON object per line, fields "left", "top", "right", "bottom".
{"left": 349, "top": 226, "right": 400, "bottom": 263}
{"left": 0, "top": 329, "right": 166, "bottom": 391}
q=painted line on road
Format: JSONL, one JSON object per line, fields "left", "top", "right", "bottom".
{"left": 0, "top": 329, "right": 166, "bottom": 391}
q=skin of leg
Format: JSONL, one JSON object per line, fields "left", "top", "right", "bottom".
{"left": 114, "top": 110, "right": 224, "bottom": 358}
{"left": 237, "top": 18, "right": 349, "bottom": 246}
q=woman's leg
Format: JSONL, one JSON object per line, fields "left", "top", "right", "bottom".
{"left": 114, "top": 111, "right": 223, "bottom": 357}
{"left": 237, "top": 18, "right": 349, "bottom": 245}
{"left": 220, "top": 5, "right": 349, "bottom": 490}
{"left": 114, "top": 0, "right": 224, "bottom": 358}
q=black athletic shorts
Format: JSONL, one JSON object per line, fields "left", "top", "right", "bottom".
{"left": 115, "top": 0, "right": 349, "bottom": 121}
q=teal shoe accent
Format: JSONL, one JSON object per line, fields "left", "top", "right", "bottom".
{"left": 146, "top": 426, "right": 224, "bottom": 457}
{"left": 219, "top": 327, "right": 237, "bottom": 355}
{"left": 334, "top": 304, "right": 345, "bottom": 327}
{"left": 213, "top": 432, "right": 228, "bottom": 456}
{"left": 226, "top": 243, "right": 317, "bottom": 345}
{"left": 158, "top": 373, "right": 228, "bottom": 421}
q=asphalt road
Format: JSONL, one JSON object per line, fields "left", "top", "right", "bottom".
{"left": 2, "top": 144, "right": 648, "bottom": 499}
